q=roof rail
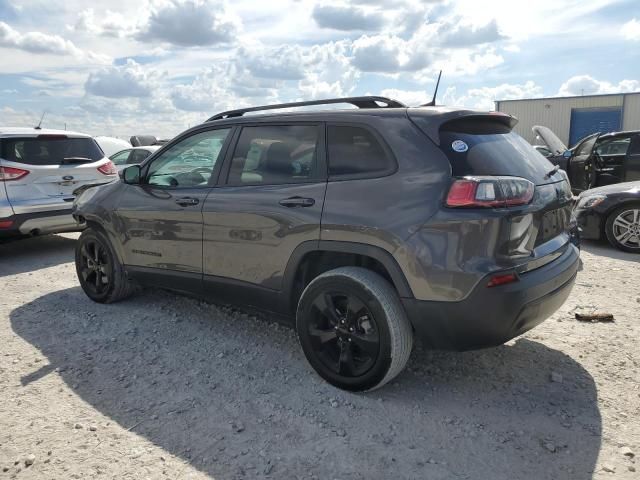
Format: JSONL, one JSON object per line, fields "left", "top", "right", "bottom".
{"left": 206, "top": 96, "right": 406, "bottom": 122}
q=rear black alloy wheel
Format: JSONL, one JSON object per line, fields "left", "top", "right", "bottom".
{"left": 78, "top": 239, "right": 112, "bottom": 296}
{"left": 307, "top": 291, "right": 380, "bottom": 378}
{"left": 296, "top": 267, "right": 413, "bottom": 392}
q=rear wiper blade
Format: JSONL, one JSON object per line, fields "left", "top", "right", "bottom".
{"left": 62, "top": 157, "right": 94, "bottom": 164}
{"left": 545, "top": 164, "right": 560, "bottom": 179}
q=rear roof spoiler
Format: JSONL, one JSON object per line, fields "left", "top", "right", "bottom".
{"left": 408, "top": 109, "right": 518, "bottom": 146}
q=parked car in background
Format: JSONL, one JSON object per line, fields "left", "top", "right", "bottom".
{"left": 94, "top": 136, "right": 131, "bottom": 158}
{"left": 533, "top": 125, "right": 640, "bottom": 193}
{"left": 110, "top": 146, "right": 161, "bottom": 171}
{"left": 574, "top": 181, "right": 640, "bottom": 253}
{"left": 72, "top": 96, "right": 579, "bottom": 391}
{"left": 0, "top": 128, "right": 118, "bottom": 239}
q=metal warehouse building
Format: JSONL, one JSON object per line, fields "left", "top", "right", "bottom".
{"left": 495, "top": 92, "right": 640, "bottom": 148}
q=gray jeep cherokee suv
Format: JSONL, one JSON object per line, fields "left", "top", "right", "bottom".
{"left": 72, "top": 96, "right": 580, "bottom": 391}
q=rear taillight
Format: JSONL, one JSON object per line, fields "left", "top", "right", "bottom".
{"left": 0, "top": 219, "right": 14, "bottom": 229}
{"left": 446, "top": 176, "right": 534, "bottom": 208}
{"left": 0, "top": 166, "right": 30, "bottom": 181}
{"left": 97, "top": 161, "right": 117, "bottom": 175}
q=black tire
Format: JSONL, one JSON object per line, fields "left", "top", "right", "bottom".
{"left": 604, "top": 203, "right": 640, "bottom": 253}
{"left": 296, "top": 267, "right": 413, "bottom": 392}
{"left": 75, "top": 227, "right": 138, "bottom": 303}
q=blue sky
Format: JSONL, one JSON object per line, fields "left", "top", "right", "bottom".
{"left": 1, "top": 0, "right": 639, "bottom": 137}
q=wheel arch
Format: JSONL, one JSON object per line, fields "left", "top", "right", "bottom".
{"left": 282, "top": 240, "right": 413, "bottom": 315}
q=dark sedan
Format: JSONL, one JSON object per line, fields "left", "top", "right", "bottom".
{"left": 574, "top": 181, "right": 640, "bottom": 253}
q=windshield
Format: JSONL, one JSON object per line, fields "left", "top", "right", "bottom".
{"left": 0, "top": 137, "right": 104, "bottom": 165}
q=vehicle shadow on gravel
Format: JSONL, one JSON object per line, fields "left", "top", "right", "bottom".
{"left": 11, "top": 287, "right": 602, "bottom": 480}
{"left": 0, "top": 234, "right": 78, "bottom": 277}
{"left": 581, "top": 239, "right": 640, "bottom": 263}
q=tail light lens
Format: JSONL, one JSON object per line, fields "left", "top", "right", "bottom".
{"left": 446, "top": 176, "right": 534, "bottom": 208}
{"left": 0, "top": 219, "right": 14, "bottom": 229}
{"left": 0, "top": 166, "right": 30, "bottom": 181}
{"left": 97, "top": 161, "right": 117, "bottom": 175}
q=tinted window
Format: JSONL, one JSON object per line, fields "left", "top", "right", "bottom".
{"left": 1, "top": 137, "right": 104, "bottom": 165}
{"left": 147, "top": 129, "right": 230, "bottom": 187}
{"left": 227, "top": 125, "right": 319, "bottom": 185}
{"left": 327, "top": 125, "right": 393, "bottom": 178}
{"left": 439, "top": 121, "right": 561, "bottom": 185}
{"left": 110, "top": 149, "right": 131, "bottom": 165}
{"left": 129, "top": 149, "right": 151, "bottom": 164}
{"left": 596, "top": 138, "right": 630, "bottom": 156}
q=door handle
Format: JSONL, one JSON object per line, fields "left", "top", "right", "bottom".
{"left": 279, "top": 196, "right": 315, "bottom": 208}
{"left": 175, "top": 197, "right": 200, "bottom": 207}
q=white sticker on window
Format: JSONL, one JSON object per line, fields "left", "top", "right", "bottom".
{"left": 451, "top": 140, "right": 468, "bottom": 153}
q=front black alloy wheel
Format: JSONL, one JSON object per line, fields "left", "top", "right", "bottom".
{"left": 75, "top": 228, "right": 138, "bottom": 303}
{"left": 78, "top": 238, "right": 112, "bottom": 296}
{"left": 296, "top": 267, "right": 413, "bottom": 392}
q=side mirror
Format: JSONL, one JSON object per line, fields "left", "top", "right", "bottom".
{"left": 562, "top": 150, "right": 572, "bottom": 159}
{"left": 122, "top": 165, "right": 141, "bottom": 184}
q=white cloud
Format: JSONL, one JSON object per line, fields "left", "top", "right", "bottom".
{"left": 69, "top": 8, "right": 137, "bottom": 38}
{"left": 558, "top": 75, "right": 640, "bottom": 96}
{"left": 621, "top": 18, "right": 640, "bottom": 41}
{"left": 0, "top": 21, "right": 82, "bottom": 56}
{"left": 438, "top": 18, "right": 505, "bottom": 47}
{"left": 85, "top": 60, "right": 158, "bottom": 98}
{"left": 442, "top": 81, "right": 543, "bottom": 110}
{"left": 379, "top": 88, "right": 430, "bottom": 106}
{"left": 137, "top": 0, "right": 240, "bottom": 47}
{"left": 312, "top": 4, "right": 385, "bottom": 32}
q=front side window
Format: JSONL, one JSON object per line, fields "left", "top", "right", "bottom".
{"left": 147, "top": 129, "right": 230, "bottom": 187}
{"left": 227, "top": 125, "right": 320, "bottom": 185}
{"left": 327, "top": 125, "right": 394, "bottom": 178}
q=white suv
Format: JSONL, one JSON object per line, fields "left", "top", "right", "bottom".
{"left": 0, "top": 127, "right": 118, "bottom": 239}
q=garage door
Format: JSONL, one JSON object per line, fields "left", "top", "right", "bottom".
{"left": 569, "top": 108, "right": 622, "bottom": 147}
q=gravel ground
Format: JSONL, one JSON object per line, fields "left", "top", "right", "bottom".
{"left": 1, "top": 233, "right": 638, "bottom": 479}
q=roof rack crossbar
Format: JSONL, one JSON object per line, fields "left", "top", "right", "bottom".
{"left": 206, "top": 96, "right": 406, "bottom": 121}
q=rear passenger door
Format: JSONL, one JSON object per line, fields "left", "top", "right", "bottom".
{"left": 202, "top": 123, "right": 326, "bottom": 308}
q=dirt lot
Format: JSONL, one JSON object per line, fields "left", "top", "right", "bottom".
{"left": 1, "top": 233, "right": 638, "bottom": 479}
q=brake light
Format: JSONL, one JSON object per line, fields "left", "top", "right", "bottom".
{"left": 0, "top": 219, "right": 14, "bottom": 229}
{"left": 487, "top": 272, "right": 518, "bottom": 287}
{"left": 37, "top": 134, "right": 68, "bottom": 140}
{"left": 97, "top": 161, "right": 117, "bottom": 175}
{"left": 446, "top": 176, "right": 534, "bottom": 208}
{"left": 0, "top": 166, "right": 30, "bottom": 181}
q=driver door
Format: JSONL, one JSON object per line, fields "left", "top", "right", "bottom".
{"left": 569, "top": 133, "right": 600, "bottom": 192}
{"left": 115, "top": 127, "right": 233, "bottom": 292}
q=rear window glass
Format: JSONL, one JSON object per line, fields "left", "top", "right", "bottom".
{"left": 327, "top": 125, "right": 394, "bottom": 178}
{"left": 1, "top": 137, "right": 104, "bottom": 165}
{"left": 439, "top": 123, "right": 556, "bottom": 183}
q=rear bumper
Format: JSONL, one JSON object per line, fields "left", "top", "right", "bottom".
{"left": 0, "top": 209, "right": 81, "bottom": 238}
{"left": 402, "top": 243, "right": 580, "bottom": 351}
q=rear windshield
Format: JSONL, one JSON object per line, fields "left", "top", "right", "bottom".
{"left": 0, "top": 137, "right": 104, "bottom": 166}
{"left": 439, "top": 120, "right": 560, "bottom": 185}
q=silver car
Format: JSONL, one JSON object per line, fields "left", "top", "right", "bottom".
{"left": 0, "top": 127, "right": 118, "bottom": 238}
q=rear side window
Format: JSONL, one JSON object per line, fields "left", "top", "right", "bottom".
{"left": 227, "top": 125, "right": 320, "bottom": 185}
{"left": 0, "top": 137, "right": 104, "bottom": 165}
{"left": 439, "top": 120, "right": 558, "bottom": 185}
{"left": 327, "top": 125, "right": 394, "bottom": 178}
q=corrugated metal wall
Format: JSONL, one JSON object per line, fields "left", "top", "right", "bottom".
{"left": 496, "top": 93, "right": 640, "bottom": 147}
